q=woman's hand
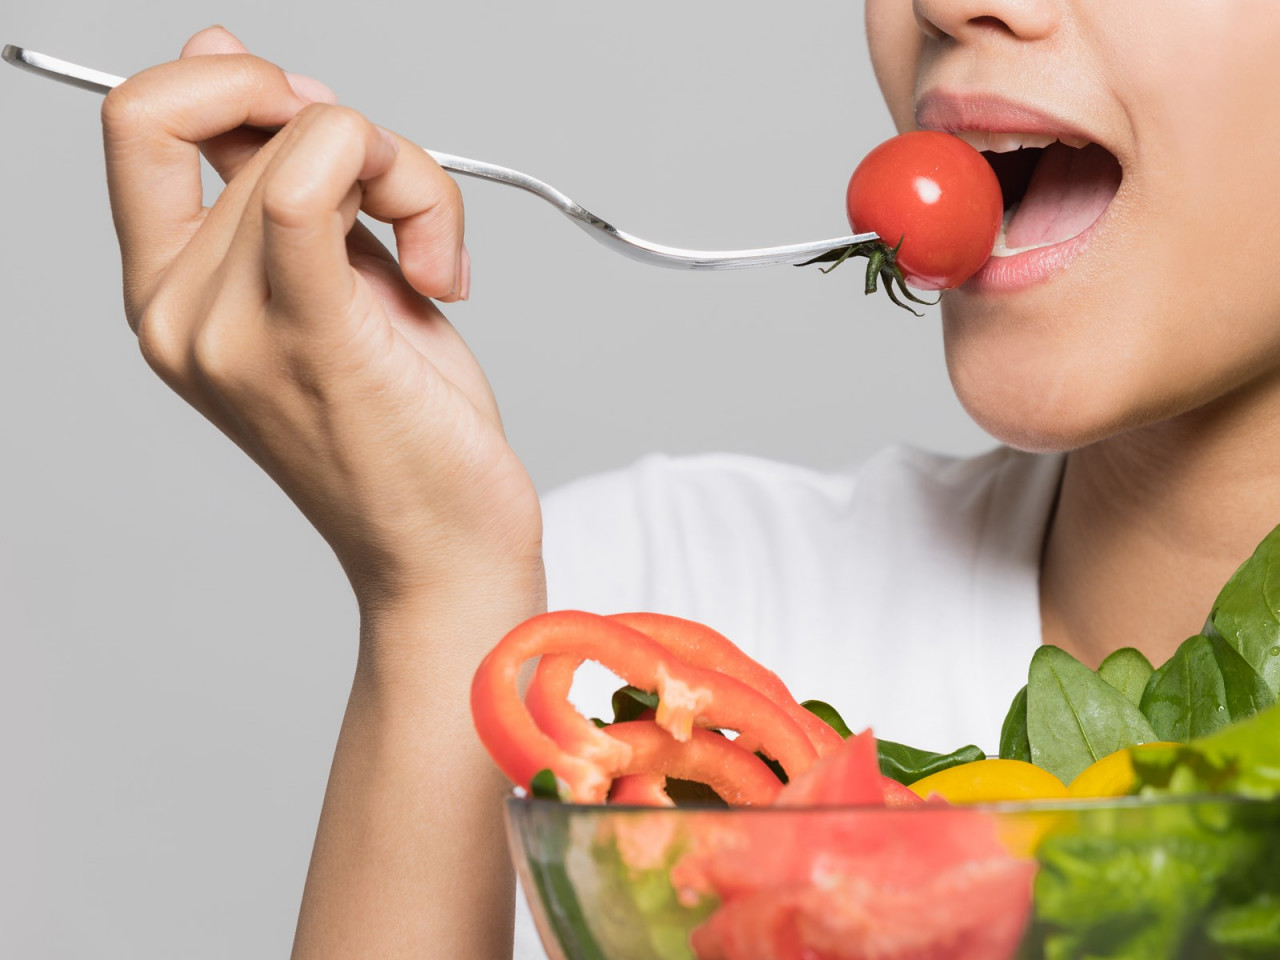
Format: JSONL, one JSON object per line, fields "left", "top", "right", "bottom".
{"left": 102, "top": 28, "right": 544, "bottom": 958}
{"left": 102, "top": 27, "right": 543, "bottom": 623}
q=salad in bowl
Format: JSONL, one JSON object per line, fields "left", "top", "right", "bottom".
{"left": 473, "top": 528, "right": 1280, "bottom": 959}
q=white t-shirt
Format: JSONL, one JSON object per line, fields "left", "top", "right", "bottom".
{"left": 513, "top": 444, "right": 1064, "bottom": 958}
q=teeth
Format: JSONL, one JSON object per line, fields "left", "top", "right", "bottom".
{"left": 988, "top": 132, "right": 1055, "bottom": 152}
{"left": 953, "top": 130, "right": 1091, "bottom": 153}
{"left": 954, "top": 130, "right": 992, "bottom": 152}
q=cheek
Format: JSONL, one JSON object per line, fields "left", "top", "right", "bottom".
{"left": 940, "top": 254, "right": 1280, "bottom": 454}
{"left": 865, "top": 0, "right": 924, "bottom": 132}
{"left": 942, "top": 2, "right": 1280, "bottom": 452}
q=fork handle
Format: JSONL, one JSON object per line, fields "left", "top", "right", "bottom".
{"left": 6, "top": 43, "right": 875, "bottom": 271}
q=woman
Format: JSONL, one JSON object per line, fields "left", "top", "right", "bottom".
{"left": 97, "top": 1, "right": 1280, "bottom": 955}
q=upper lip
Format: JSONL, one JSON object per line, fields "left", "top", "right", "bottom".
{"left": 916, "top": 89, "right": 1098, "bottom": 147}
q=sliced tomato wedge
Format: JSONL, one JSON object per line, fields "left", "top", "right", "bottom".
{"left": 673, "top": 730, "right": 1035, "bottom": 960}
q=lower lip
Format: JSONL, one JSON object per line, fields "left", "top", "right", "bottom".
{"left": 962, "top": 213, "right": 1106, "bottom": 294}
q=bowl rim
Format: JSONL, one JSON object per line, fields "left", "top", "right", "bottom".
{"left": 504, "top": 791, "right": 1278, "bottom": 815}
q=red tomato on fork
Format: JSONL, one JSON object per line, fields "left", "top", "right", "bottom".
{"left": 846, "top": 130, "right": 1003, "bottom": 291}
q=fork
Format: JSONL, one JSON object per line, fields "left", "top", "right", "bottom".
{"left": 3, "top": 44, "right": 878, "bottom": 271}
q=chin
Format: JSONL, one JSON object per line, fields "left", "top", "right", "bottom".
{"left": 955, "top": 386, "right": 1132, "bottom": 455}
{"left": 940, "top": 292, "right": 1154, "bottom": 455}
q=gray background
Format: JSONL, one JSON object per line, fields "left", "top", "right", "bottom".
{"left": 0, "top": 2, "right": 991, "bottom": 956}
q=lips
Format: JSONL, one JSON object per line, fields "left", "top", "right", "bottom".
{"left": 917, "top": 92, "right": 1123, "bottom": 289}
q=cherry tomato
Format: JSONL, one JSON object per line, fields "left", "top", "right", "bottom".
{"left": 846, "top": 131, "right": 1003, "bottom": 291}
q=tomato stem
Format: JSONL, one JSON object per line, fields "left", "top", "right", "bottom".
{"left": 799, "top": 236, "right": 940, "bottom": 317}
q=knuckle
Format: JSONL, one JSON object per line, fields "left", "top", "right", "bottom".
{"left": 315, "top": 103, "right": 370, "bottom": 137}
{"left": 260, "top": 174, "right": 316, "bottom": 229}
{"left": 437, "top": 172, "right": 464, "bottom": 211}
{"left": 190, "top": 320, "right": 243, "bottom": 388}
{"left": 100, "top": 82, "right": 155, "bottom": 141}
{"left": 135, "top": 299, "right": 185, "bottom": 379}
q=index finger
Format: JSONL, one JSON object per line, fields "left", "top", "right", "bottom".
{"left": 102, "top": 53, "right": 307, "bottom": 298}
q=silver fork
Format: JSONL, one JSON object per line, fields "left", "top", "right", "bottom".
{"left": 4, "top": 44, "right": 877, "bottom": 271}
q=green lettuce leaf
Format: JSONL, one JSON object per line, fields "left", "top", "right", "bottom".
{"left": 567, "top": 818, "right": 713, "bottom": 960}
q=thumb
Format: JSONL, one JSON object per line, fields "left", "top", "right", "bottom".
{"left": 180, "top": 24, "right": 251, "bottom": 58}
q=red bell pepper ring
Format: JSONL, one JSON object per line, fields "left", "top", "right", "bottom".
{"left": 525, "top": 653, "right": 631, "bottom": 771}
{"left": 524, "top": 613, "right": 841, "bottom": 786}
{"left": 608, "top": 774, "right": 671, "bottom": 806}
{"left": 604, "top": 721, "right": 784, "bottom": 807}
{"left": 609, "top": 613, "right": 843, "bottom": 756}
{"left": 471, "top": 611, "right": 818, "bottom": 802}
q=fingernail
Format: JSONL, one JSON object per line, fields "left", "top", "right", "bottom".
{"left": 376, "top": 126, "right": 400, "bottom": 156}
{"left": 285, "top": 72, "right": 338, "bottom": 105}
{"left": 459, "top": 244, "right": 471, "bottom": 301}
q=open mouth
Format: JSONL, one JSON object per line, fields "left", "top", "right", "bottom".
{"left": 956, "top": 133, "right": 1123, "bottom": 257}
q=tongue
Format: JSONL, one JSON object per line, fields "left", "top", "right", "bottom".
{"left": 1005, "top": 142, "right": 1121, "bottom": 249}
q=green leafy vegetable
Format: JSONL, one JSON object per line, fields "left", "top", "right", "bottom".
{"left": 612, "top": 685, "right": 660, "bottom": 723}
{"left": 1097, "top": 647, "right": 1154, "bottom": 707}
{"left": 1026, "top": 646, "right": 1158, "bottom": 785}
{"left": 1029, "top": 800, "right": 1272, "bottom": 959}
{"left": 531, "top": 768, "right": 565, "bottom": 802}
{"left": 1138, "top": 634, "right": 1276, "bottom": 743}
{"left": 1029, "top": 703, "right": 1280, "bottom": 958}
{"left": 999, "top": 684, "right": 1032, "bottom": 763}
{"left": 876, "top": 740, "right": 986, "bottom": 786}
{"left": 802, "top": 699, "right": 981, "bottom": 784}
{"left": 519, "top": 809, "right": 608, "bottom": 960}
{"left": 1203, "top": 524, "right": 1280, "bottom": 697}
{"left": 1206, "top": 893, "right": 1280, "bottom": 955}
{"left": 1132, "top": 700, "right": 1280, "bottom": 799}
{"left": 801, "top": 698, "right": 852, "bottom": 738}
{"left": 568, "top": 816, "right": 713, "bottom": 960}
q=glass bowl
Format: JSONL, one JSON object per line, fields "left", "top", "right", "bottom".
{"left": 506, "top": 794, "right": 1280, "bottom": 960}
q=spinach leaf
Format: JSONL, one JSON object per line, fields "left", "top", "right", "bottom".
{"left": 611, "top": 685, "right": 660, "bottom": 724}
{"left": 876, "top": 740, "right": 986, "bottom": 786}
{"left": 530, "top": 768, "right": 565, "bottom": 802}
{"left": 1026, "top": 646, "right": 1158, "bottom": 785}
{"left": 802, "top": 700, "right": 982, "bottom": 785}
{"left": 801, "top": 699, "right": 853, "bottom": 738}
{"left": 1132, "top": 700, "right": 1280, "bottom": 799}
{"left": 1138, "top": 634, "right": 1276, "bottom": 743}
{"left": 1203, "top": 522, "right": 1280, "bottom": 697}
{"left": 999, "top": 684, "right": 1032, "bottom": 763}
{"left": 1097, "top": 647, "right": 1154, "bottom": 707}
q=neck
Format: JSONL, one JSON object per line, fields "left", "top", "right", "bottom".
{"left": 1040, "top": 377, "right": 1280, "bottom": 669}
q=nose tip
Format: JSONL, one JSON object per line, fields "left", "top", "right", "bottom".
{"left": 913, "top": 0, "right": 1061, "bottom": 44}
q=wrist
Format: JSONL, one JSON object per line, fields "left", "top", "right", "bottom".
{"left": 352, "top": 556, "right": 547, "bottom": 691}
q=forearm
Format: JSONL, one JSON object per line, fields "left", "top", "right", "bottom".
{"left": 292, "top": 575, "right": 545, "bottom": 960}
